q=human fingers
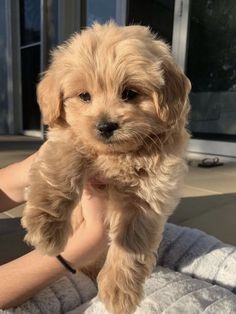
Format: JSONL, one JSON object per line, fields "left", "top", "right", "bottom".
{"left": 81, "top": 183, "right": 107, "bottom": 227}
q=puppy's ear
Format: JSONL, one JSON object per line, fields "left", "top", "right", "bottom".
{"left": 37, "top": 70, "right": 62, "bottom": 127}
{"left": 153, "top": 41, "right": 191, "bottom": 130}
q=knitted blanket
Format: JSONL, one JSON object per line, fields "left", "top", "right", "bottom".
{"left": 2, "top": 223, "right": 236, "bottom": 313}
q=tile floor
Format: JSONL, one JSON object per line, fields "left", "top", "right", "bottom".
{"left": 0, "top": 136, "right": 236, "bottom": 246}
{"left": 170, "top": 160, "right": 236, "bottom": 245}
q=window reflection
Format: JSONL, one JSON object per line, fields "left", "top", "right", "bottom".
{"left": 20, "top": 0, "right": 40, "bottom": 46}
{"left": 20, "top": 0, "right": 41, "bottom": 131}
{"left": 187, "top": 0, "right": 236, "bottom": 138}
{"left": 87, "top": 0, "right": 116, "bottom": 26}
{"left": 21, "top": 46, "right": 41, "bottom": 130}
{"left": 187, "top": 0, "right": 236, "bottom": 92}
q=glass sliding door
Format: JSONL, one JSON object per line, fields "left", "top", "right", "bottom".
{"left": 127, "top": 0, "right": 175, "bottom": 45}
{"left": 186, "top": 0, "right": 236, "bottom": 141}
{"left": 20, "top": 0, "right": 41, "bottom": 135}
{"left": 0, "top": 0, "right": 10, "bottom": 134}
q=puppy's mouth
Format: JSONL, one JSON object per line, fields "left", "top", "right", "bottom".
{"left": 95, "top": 120, "right": 121, "bottom": 144}
{"left": 93, "top": 120, "right": 150, "bottom": 152}
{"left": 95, "top": 126, "right": 144, "bottom": 152}
{"left": 96, "top": 130, "right": 123, "bottom": 145}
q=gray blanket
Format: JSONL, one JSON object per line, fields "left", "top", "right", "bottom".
{"left": 2, "top": 223, "right": 236, "bottom": 313}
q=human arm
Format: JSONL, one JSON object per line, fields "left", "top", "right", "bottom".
{"left": 0, "top": 187, "right": 107, "bottom": 310}
{"left": 0, "top": 153, "right": 36, "bottom": 211}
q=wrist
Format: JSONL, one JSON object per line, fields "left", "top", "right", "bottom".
{"left": 61, "top": 222, "right": 107, "bottom": 269}
{"left": 56, "top": 254, "right": 77, "bottom": 274}
{"left": 61, "top": 224, "right": 87, "bottom": 267}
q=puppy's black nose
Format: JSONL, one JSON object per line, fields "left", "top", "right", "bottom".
{"left": 96, "top": 121, "right": 119, "bottom": 138}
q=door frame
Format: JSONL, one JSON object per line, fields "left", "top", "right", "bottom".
{"left": 188, "top": 139, "right": 236, "bottom": 160}
{"left": 172, "top": 0, "right": 190, "bottom": 70}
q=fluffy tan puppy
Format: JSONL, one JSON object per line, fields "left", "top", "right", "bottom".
{"left": 22, "top": 22, "right": 191, "bottom": 314}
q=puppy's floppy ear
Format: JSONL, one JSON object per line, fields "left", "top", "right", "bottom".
{"left": 37, "top": 69, "right": 62, "bottom": 127}
{"left": 153, "top": 40, "right": 191, "bottom": 130}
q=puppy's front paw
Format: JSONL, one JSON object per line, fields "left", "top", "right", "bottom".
{"left": 98, "top": 265, "right": 142, "bottom": 314}
{"left": 21, "top": 207, "right": 72, "bottom": 255}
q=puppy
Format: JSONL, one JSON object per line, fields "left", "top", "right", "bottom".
{"left": 22, "top": 22, "right": 191, "bottom": 314}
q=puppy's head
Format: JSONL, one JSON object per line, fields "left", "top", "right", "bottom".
{"left": 37, "top": 22, "right": 191, "bottom": 154}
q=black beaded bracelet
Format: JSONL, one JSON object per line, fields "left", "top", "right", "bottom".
{"left": 56, "top": 254, "right": 77, "bottom": 274}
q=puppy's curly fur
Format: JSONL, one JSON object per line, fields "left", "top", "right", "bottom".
{"left": 22, "top": 22, "right": 191, "bottom": 314}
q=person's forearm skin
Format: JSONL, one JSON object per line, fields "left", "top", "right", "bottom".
{"left": 0, "top": 222, "right": 106, "bottom": 310}
{"left": 0, "top": 153, "right": 36, "bottom": 212}
{"left": 0, "top": 251, "right": 66, "bottom": 309}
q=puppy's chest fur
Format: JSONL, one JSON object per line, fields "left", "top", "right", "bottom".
{"left": 88, "top": 152, "right": 157, "bottom": 188}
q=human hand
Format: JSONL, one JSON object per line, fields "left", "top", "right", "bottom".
{"left": 0, "top": 150, "right": 39, "bottom": 211}
{"left": 60, "top": 180, "right": 108, "bottom": 268}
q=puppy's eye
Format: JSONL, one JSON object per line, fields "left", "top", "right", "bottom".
{"left": 79, "top": 92, "right": 91, "bottom": 102}
{"left": 121, "top": 89, "right": 138, "bottom": 102}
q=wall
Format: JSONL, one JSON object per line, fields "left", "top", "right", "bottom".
{"left": 0, "top": 0, "right": 9, "bottom": 134}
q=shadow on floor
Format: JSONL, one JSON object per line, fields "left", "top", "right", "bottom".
{"left": 0, "top": 139, "right": 43, "bottom": 151}
{"left": 0, "top": 218, "right": 32, "bottom": 265}
{"left": 170, "top": 193, "right": 236, "bottom": 246}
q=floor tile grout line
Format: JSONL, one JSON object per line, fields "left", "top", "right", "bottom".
{"left": 183, "top": 184, "right": 223, "bottom": 195}
{"left": 4, "top": 212, "right": 15, "bottom": 218}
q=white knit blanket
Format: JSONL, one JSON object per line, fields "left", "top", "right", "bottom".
{"left": 2, "top": 223, "right": 236, "bottom": 313}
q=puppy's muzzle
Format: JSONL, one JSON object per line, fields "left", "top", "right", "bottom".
{"left": 96, "top": 121, "right": 119, "bottom": 139}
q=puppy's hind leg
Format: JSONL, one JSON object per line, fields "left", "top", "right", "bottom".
{"left": 22, "top": 141, "right": 85, "bottom": 255}
{"left": 98, "top": 199, "right": 165, "bottom": 314}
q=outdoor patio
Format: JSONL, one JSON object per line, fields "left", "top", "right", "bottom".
{"left": 0, "top": 135, "right": 236, "bottom": 246}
